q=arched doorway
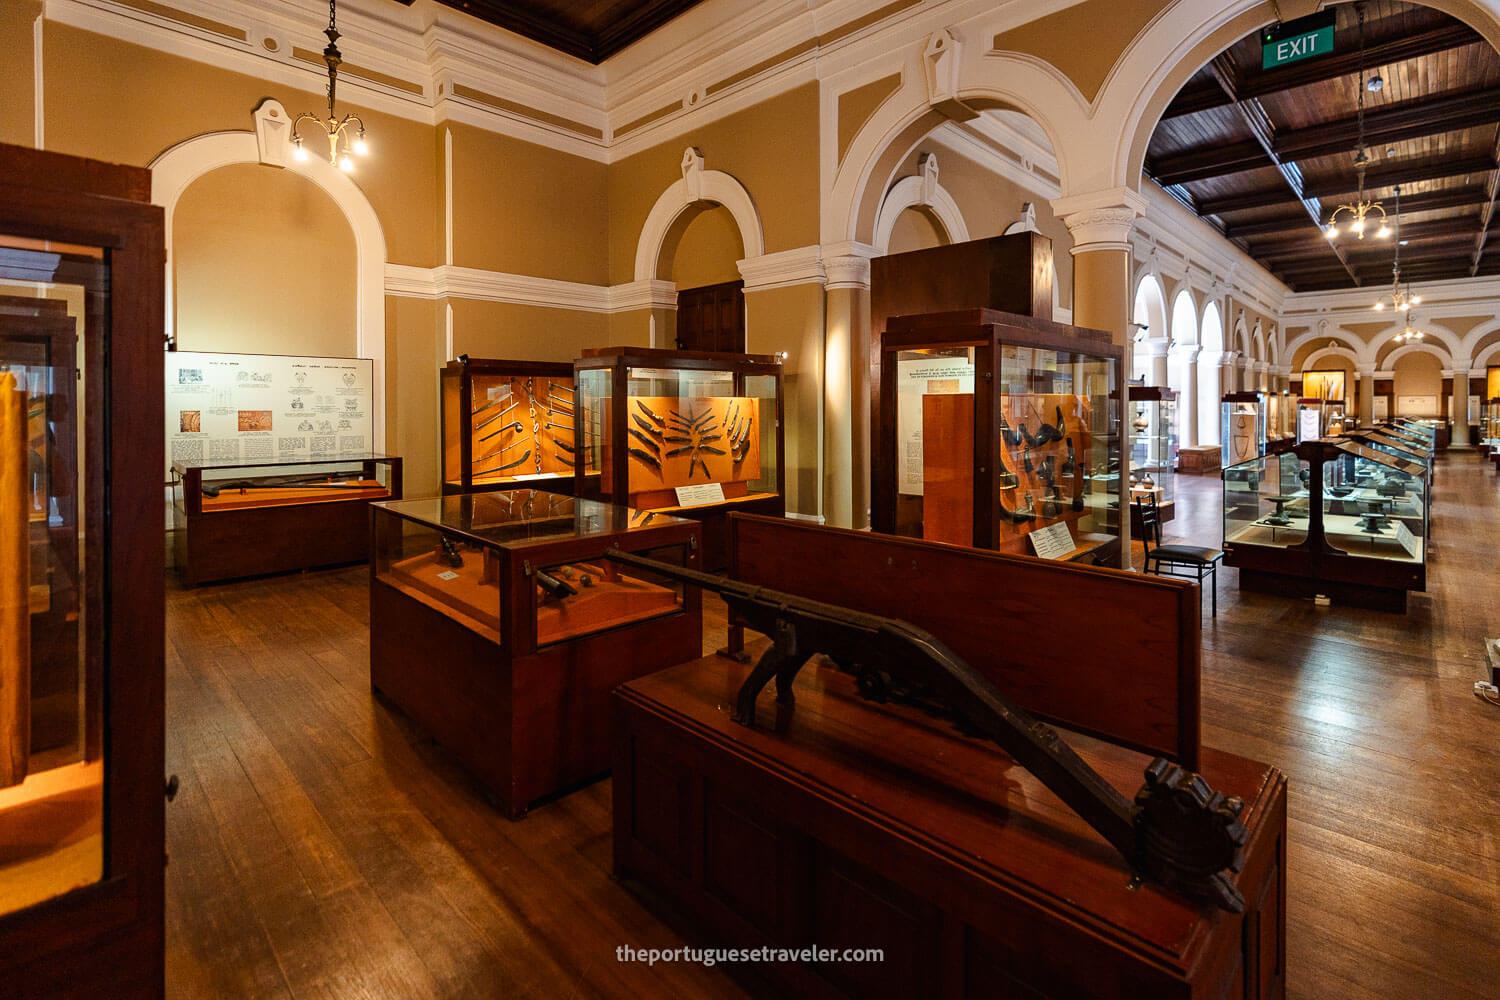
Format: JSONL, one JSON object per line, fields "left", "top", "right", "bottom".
{"left": 1198, "top": 301, "right": 1224, "bottom": 446}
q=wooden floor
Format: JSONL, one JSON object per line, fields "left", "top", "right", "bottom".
{"left": 165, "top": 453, "right": 1500, "bottom": 999}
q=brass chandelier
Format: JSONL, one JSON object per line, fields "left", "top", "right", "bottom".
{"left": 291, "top": 0, "right": 368, "bottom": 172}
{"left": 1323, "top": 5, "right": 1389, "bottom": 241}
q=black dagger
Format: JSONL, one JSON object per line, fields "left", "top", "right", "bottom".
{"left": 666, "top": 445, "right": 694, "bottom": 457}
{"left": 480, "top": 420, "right": 524, "bottom": 442}
{"left": 631, "top": 413, "right": 660, "bottom": 437}
{"left": 635, "top": 399, "right": 664, "bottom": 425}
{"left": 629, "top": 448, "right": 662, "bottom": 472}
{"left": 699, "top": 445, "right": 727, "bottom": 455}
{"left": 474, "top": 399, "right": 520, "bottom": 430}
{"left": 474, "top": 449, "right": 531, "bottom": 475}
{"left": 629, "top": 428, "right": 661, "bottom": 454}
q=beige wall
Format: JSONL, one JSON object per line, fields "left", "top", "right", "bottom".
{"left": 668, "top": 205, "right": 744, "bottom": 288}
{"left": 0, "top": 2, "right": 38, "bottom": 147}
{"left": 886, "top": 207, "right": 946, "bottom": 254}
{"left": 1392, "top": 352, "right": 1444, "bottom": 402}
{"left": 386, "top": 296, "right": 445, "bottom": 496}
{"left": 448, "top": 300, "right": 608, "bottom": 362}
{"left": 607, "top": 84, "right": 820, "bottom": 285}
{"left": 173, "top": 163, "right": 357, "bottom": 358}
{"left": 448, "top": 123, "right": 608, "bottom": 284}
{"left": 746, "top": 283, "right": 824, "bottom": 518}
{"left": 991, "top": 0, "right": 1163, "bottom": 103}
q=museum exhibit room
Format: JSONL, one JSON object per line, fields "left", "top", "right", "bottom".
{"left": 4, "top": 0, "right": 1500, "bottom": 997}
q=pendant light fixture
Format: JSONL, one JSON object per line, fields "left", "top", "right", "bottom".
{"left": 1372, "top": 188, "right": 1422, "bottom": 314}
{"left": 1323, "top": 5, "right": 1389, "bottom": 241}
{"left": 291, "top": 0, "right": 368, "bottom": 172}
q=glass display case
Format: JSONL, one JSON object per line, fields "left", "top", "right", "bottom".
{"left": 1482, "top": 399, "right": 1500, "bottom": 450}
{"left": 1223, "top": 438, "right": 1427, "bottom": 612}
{"left": 1295, "top": 397, "right": 1345, "bottom": 442}
{"left": 574, "top": 347, "right": 784, "bottom": 568}
{"left": 171, "top": 454, "right": 402, "bottom": 586}
{"left": 440, "top": 357, "right": 586, "bottom": 495}
{"left": 1222, "top": 450, "right": 1311, "bottom": 551}
{"left": 1128, "top": 386, "right": 1177, "bottom": 525}
{"left": 1221, "top": 391, "right": 1266, "bottom": 466}
{"left": 1, "top": 145, "right": 166, "bottom": 998}
{"left": 369, "top": 491, "right": 704, "bottom": 816}
{"left": 873, "top": 308, "right": 1123, "bottom": 565}
{"left": 1266, "top": 390, "right": 1296, "bottom": 451}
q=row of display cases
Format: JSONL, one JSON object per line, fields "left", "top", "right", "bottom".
{"left": 1222, "top": 430, "right": 1432, "bottom": 611}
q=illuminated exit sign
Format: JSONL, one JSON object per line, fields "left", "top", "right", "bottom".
{"left": 1262, "top": 11, "right": 1336, "bottom": 70}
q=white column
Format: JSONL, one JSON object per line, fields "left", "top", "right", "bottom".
{"left": 1168, "top": 343, "right": 1199, "bottom": 448}
{"left": 1141, "top": 339, "right": 1169, "bottom": 386}
{"left": 1197, "top": 350, "right": 1224, "bottom": 446}
{"left": 1451, "top": 363, "right": 1472, "bottom": 445}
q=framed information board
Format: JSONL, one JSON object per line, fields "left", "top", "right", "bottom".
{"left": 163, "top": 351, "right": 374, "bottom": 478}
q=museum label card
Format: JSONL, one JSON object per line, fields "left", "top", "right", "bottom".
{"left": 1395, "top": 521, "right": 1418, "bottom": 558}
{"left": 437, "top": 571, "right": 459, "bottom": 581}
{"left": 1029, "top": 521, "right": 1075, "bottom": 560}
{"left": 674, "top": 482, "right": 725, "bottom": 507}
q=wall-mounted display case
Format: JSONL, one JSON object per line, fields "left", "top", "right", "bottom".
{"left": 1221, "top": 391, "right": 1266, "bottom": 466}
{"left": 440, "top": 357, "right": 587, "bottom": 495}
{"left": 873, "top": 308, "right": 1123, "bottom": 565}
{"left": 172, "top": 454, "right": 401, "bottom": 586}
{"left": 574, "top": 347, "right": 783, "bottom": 568}
{"left": 1266, "top": 391, "right": 1296, "bottom": 451}
{"left": 1128, "top": 386, "right": 1177, "bottom": 526}
{"left": 1223, "top": 438, "right": 1427, "bottom": 612}
{"left": 1482, "top": 400, "right": 1500, "bottom": 453}
{"left": 0, "top": 142, "right": 165, "bottom": 999}
{"left": 369, "top": 491, "right": 704, "bottom": 816}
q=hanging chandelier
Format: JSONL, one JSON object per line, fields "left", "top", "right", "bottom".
{"left": 1323, "top": 5, "right": 1389, "bottom": 241}
{"left": 291, "top": 0, "right": 368, "bottom": 172}
{"left": 1372, "top": 188, "right": 1421, "bottom": 313}
{"left": 1392, "top": 322, "right": 1424, "bottom": 343}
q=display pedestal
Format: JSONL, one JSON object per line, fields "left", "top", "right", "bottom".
{"left": 614, "top": 648, "right": 1288, "bottom": 1000}
{"left": 1178, "top": 446, "right": 1222, "bottom": 474}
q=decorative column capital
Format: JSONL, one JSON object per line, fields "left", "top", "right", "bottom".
{"left": 1168, "top": 342, "right": 1201, "bottom": 364}
{"left": 821, "top": 240, "right": 880, "bottom": 290}
{"left": 1137, "top": 338, "right": 1170, "bottom": 358}
{"left": 1050, "top": 187, "right": 1149, "bottom": 254}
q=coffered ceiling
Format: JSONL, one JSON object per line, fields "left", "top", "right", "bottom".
{"left": 406, "top": 0, "right": 708, "bottom": 63}
{"left": 1146, "top": 1, "right": 1500, "bottom": 292}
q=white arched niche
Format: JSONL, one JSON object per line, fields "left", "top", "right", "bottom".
{"left": 634, "top": 147, "right": 765, "bottom": 282}
{"left": 150, "top": 99, "right": 388, "bottom": 449}
{"left": 873, "top": 153, "right": 970, "bottom": 253}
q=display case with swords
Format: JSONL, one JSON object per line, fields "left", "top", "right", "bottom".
{"left": 440, "top": 357, "right": 593, "bottom": 494}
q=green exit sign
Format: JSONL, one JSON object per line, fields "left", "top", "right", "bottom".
{"left": 1262, "top": 11, "right": 1336, "bottom": 70}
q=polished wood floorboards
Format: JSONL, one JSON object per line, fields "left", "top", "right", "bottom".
{"left": 165, "top": 453, "right": 1500, "bottom": 998}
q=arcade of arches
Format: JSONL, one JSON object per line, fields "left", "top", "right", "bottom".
{"left": 3, "top": 1, "right": 1499, "bottom": 999}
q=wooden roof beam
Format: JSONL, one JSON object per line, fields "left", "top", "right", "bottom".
{"left": 1160, "top": 23, "right": 1483, "bottom": 121}
{"left": 1224, "top": 186, "right": 1491, "bottom": 238}
{"left": 1470, "top": 132, "right": 1500, "bottom": 275}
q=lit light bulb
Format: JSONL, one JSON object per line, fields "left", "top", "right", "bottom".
{"left": 1411, "top": 295, "right": 1421, "bottom": 305}
{"left": 1373, "top": 301, "right": 1385, "bottom": 311}
{"left": 1324, "top": 224, "right": 1339, "bottom": 239}
{"left": 1351, "top": 218, "right": 1365, "bottom": 234}
{"left": 354, "top": 133, "right": 368, "bottom": 155}
{"left": 294, "top": 142, "right": 308, "bottom": 162}
{"left": 339, "top": 155, "right": 354, "bottom": 172}
{"left": 1375, "top": 225, "right": 1391, "bottom": 239}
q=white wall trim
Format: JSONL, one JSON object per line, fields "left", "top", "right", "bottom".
{"left": 634, "top": 147, "right": 766, "bottom": 282}
{"left": 738, "top": 245, "right": 826, "bottom": 292}
{"left": 32, "top": 13, "right": 43, "bottom": 148}
{"left": 150, "top": 117, "right": 388, "bottom": 451}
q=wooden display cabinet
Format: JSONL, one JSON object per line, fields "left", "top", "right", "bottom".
{"left": 574, "top": 347, "right": 784, "bottom": 569}
{"left": 873, "top": 308, "right": 1123, "bottom": 565}
{"left": 369, "top": 490, "right": 703, "bottom": 817}
{"left": 0, "top": 143, "right": 166, "bottom": 998}
{"left": 172, "top": 454, "right": 402, "bottom": 586}
{"left": 440, "top": 357, "right": 591, "bottom": 495}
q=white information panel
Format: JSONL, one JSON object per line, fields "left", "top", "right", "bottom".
{"left": 895, "top": 354, "right": 975, "bottom": 497}
{"left": 674, "top": 482, "right": 726, "bottom": 507}
{"left": 1028, "top": 520, "right": 1076, "bottom": 560}
{"left": 164, "top": 351, "right": 374, "bottom": 476}
{"left": 1394, "top": 521, "right": 1419, "bottom": 559}
{"left": 1296, "top": 407, "right": 1322, "bottom": 443}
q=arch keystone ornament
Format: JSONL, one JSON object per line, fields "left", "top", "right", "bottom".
{"left": 872, "top": 153, "right": 970, "bottom": 252}
{"left": 923, "top": 29, "right": 978, "bottom": 122}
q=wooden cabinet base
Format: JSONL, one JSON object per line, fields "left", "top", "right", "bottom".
{"left": 614, "top": 651, "right": 1288, "bottom": 1000}
{"left": 1177, "top": 446, "right": 1223, "bottom": 474}
{"left": 175, "top": 496, "right": 383, "bottom": 586}
{"left": 371, "top": 578, "right": 701, "bottom": 817}
{"left": 1237, "top": 567, "right": 1409, "bottom": 613}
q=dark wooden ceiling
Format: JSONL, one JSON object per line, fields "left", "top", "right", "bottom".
{"left": 413, "top": 0, "right": 707, "bottom": 63}
{"left": 1146, "top": 1, "right": 1500, "bottom": 292}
